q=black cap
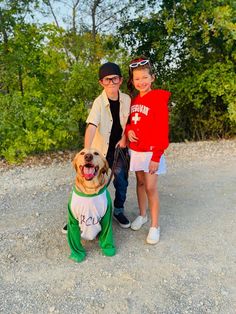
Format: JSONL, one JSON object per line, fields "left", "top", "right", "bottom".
{"left": 99, "top": 62, "right": 122, "bottom": 80}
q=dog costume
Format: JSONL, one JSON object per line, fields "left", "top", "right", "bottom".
{"left": 67, "top": 148, "right": 116, "bottom": 263}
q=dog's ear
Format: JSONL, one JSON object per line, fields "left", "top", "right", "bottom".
{"left": 102, "top": 158, "right": 109, "bottom": 175}
{"left": 72, "top": 153, "right": 79, "bottom": 172}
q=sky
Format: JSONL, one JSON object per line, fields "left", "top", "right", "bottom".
{"left": 31, "top": 0, "right": 158, "bottom": 31}
{"left": 30, "top": 1, "right": 69, "bottom": 28}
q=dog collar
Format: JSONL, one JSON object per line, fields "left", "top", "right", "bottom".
{"left": 73, "top": 185, "right": 107, "bottom": 197}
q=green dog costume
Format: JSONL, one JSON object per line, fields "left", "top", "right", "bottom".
{"left": 67, "top": 185, "right": 116, "bottom": 262}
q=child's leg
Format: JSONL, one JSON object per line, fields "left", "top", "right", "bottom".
{"left": 136, "top": 171, "right": 148, "bottom": 217}
{"left": 112, "top": 152, "right": 129, "bottom": 216}
{"left": 67, "top": 205, "right": 86, "bottom": 263}
{"left": 144, "top": 173, "right": 159, "bottom": 227}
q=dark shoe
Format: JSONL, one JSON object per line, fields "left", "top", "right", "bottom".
{"left": 113, "top": 213, "right": 130, "bottom": 228}
{"left": 62, "top": 224, "right": 67, "bottom": 234}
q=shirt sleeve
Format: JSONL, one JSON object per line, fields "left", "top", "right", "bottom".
{"left": 151, "top": 90, "right": 171, "bottom": 162}
{"left": 124, "top": 115, "right": 132, "bottom": 136}
{"left": 86, "top": 99, "right": 101, "bottom": 127}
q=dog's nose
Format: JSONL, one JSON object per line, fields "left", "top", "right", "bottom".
{"left": 84, "top": 153, "right": 93, "bottom": 162}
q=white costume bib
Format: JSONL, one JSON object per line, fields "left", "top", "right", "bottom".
{"left": 70, "top": 189, "right": 108, "bottom": 240}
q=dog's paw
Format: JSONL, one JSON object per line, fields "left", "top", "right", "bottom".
{"left": 69, "top": 252, "right": 86, "bottom": 263}
{"left": 101, "top": 246, "right": 116, "bottom": 257}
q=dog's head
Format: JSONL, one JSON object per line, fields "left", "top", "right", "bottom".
{"left": 73, "top": 148, "right": 109, "bottom": 194}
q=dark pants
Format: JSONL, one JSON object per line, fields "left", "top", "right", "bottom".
{"left": 106, "top": 148, "right": 129, "bottom": 215}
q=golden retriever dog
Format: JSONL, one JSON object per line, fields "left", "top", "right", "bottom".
{"left": 67, "top": 148, "right": 116, "bottom": 263}
{"left": 73, "top": 148, "right": 109, "bottom": 194}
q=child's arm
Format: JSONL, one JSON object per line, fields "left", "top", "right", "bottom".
{"left": 151, "top": 90, "right": 171, "bottom": 162}
{"left": 84, "top": 99, "right": 101, "bottom": 148}
{"left": 84, "top": 123, "right": 97, "bottom": 148}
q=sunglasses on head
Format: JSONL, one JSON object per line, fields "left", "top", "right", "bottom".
{"left": 129, "top": 59, "right": 150, "bottom": 68}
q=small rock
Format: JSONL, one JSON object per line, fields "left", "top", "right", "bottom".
{"left": 221, "top": 289, "right": 228, "bottom": 296}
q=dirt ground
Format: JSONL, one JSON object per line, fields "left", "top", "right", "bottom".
{"left": 0, "top": 140, "right": 235, "bottom": 314}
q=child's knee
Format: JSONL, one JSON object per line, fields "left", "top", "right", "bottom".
{"left": 145, "top": 185, "right": 157, "bottom": 195}
{"left": 136, "top": 177, "right": 145, "bottom": 187}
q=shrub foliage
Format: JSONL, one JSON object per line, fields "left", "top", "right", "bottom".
{"left": 0, "top": 0, "right": 235, "bottom": 162}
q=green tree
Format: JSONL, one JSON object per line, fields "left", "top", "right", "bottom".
{"left": 0, "top": 0, "right": 158, "bottom": 162}
{"left": 119, "top": 0, "right": 236, "bottom": 140}
{"left": 0, "top": 0, "right": 41, "bottom": 93}
{"left": 0, "top": 23, "right": 87, "bottom": 162}
{"left": 0, "top": 18, "right": 128, "bottom": 162}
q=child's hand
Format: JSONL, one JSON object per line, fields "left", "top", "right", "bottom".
{"left": 116, "top": 134, "right": 128, "bottom": 148}
{"left": 116, "top": 138, "right": 126, "bottom": 148}
{"left": 149, "top": 161, "right": 159, "bottom": 174}
{"left": 128, "top": 130, "right": 138, "bottom": 142}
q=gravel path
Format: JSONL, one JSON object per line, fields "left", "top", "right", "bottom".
{"left": 0, "top": 140, "right": 236, "bottom": 314}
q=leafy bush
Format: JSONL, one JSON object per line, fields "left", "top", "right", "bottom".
{"left": 169, "top": 60, "right": 236, "bottom": 142}
{"left": 0, "top": 92, "right": 87, "bottom": 163}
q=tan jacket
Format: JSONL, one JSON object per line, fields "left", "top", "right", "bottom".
{"left": 86, "top": 89, "right": 131, "bottom": 156}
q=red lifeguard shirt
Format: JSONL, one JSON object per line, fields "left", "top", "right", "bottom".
{"left": 125, "top": 89, "right": 171, "bottom": 162}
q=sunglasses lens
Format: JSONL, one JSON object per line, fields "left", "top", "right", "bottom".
{"left": 140, "top": 60, "right": 149, "bottom": 65}
{"left": 130, "top": 62, "right": 138, "bottom": 68}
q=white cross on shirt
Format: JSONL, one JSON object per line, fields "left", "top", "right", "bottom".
{"left": 132, "top": 113, "right": 141, "bottom": 124}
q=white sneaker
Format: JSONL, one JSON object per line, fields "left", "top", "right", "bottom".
{"left": 146, "top": 227, "right": 160, "bottom": 244}
{"left": 131, "top": 215, "right": 148, "bottom": 230}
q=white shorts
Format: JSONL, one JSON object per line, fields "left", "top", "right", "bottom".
{"left": 129, "top": 149, "right": 166, "bottom": 175}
